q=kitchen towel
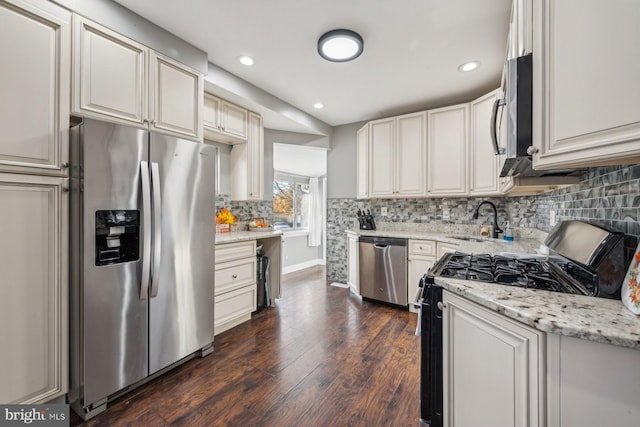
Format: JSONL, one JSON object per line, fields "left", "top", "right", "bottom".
{"left": 621, "top": 241, "right": 640, "bottom": 315}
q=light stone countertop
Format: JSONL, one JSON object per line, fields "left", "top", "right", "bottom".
{"left": 215, "top": 229, "right": 283, "bottom": 244}
{"left": 345, "top": 228, "right": 544, "bottom": 254}
{"left": 346, "top": 225, "right": 640, "bottom": 350}
{"left": 435, "top": 277, "right": 640, "bottom": 350}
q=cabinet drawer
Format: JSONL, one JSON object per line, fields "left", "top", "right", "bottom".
{"left": 437, "top": 242, "right": 459, "bottom": 259}
{"left": 215, "top": 240, "right": 256, "bottom": 263}
{"left": 409, "top": 239, "right": 436, "bottom": 256}
{"left": 215, "top": 257, "right": 256, "bottom": 295}
{"left": 214, "top": 284, "right": 256, "bottom": 333}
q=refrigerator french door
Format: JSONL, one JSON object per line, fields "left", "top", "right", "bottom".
{"left": 70, "top": 118, "right": 215, "bottom": 418}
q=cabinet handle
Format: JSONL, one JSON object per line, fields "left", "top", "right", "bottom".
{"left": 62, "top": 187, "right": 70, "bottom": 193}
{"left": 62, "top": 162, "right": 69, "bottom": 169}
{"left": 232, "top": 274, "right": 238, "bottom": 279}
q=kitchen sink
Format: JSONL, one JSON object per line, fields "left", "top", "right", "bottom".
{"left": 446, "top": 235, "right": 487, "bottom": 243}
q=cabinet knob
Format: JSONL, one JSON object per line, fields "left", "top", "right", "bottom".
{"left": 419, "top": 246, "right": 423, "bottom": 250}
{"left": 151, "top": 120, "right": 157, "bottom": 125}
{"left": 143, "top": 118, "right": 149, "bottom": 124}
{"left": 437, "top": 301, "right": 444, "bottom": 311}
{"left": 61, "top": 162, "right": 69, "bottom": 169}
{"left": 232, "top": 274, "right": 238, "bottom": 279}
{"left": 526, "top": 146, "right": 539, "bottom": 155}
{"left": 62, "top": 187, "right": 70, "bottom": 193}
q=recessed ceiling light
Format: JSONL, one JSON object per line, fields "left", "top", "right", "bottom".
{"left": 317, "top": 29, "right": 364, "bottom": 62}
{"left": 458, "top": 61, "right": 480, "bottom": 72}
{"left": 238, "top": 56, "right": 254, "bottom": 66}
{"left": 313, "top": 102, "right": 324, "bottom": 109}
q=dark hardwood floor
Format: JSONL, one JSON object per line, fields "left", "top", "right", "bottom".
{"left": 73, "top": 266, "right": 421, "bottom": 426}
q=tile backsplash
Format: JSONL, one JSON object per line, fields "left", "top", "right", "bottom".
{"left": 326, "top": 164, "right": 640, "bottom": 282}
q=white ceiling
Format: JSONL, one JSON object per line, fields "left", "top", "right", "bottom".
{"left": 115, "top": 0, "right": 511, "bottom": 130}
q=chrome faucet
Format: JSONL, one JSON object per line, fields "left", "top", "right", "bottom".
{"left": 472, "top": 200, "right": 503, "bottom": 239}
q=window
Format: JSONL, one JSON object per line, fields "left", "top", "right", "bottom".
{"left": 273, "top": 174, "right": 310, "bottom": 230}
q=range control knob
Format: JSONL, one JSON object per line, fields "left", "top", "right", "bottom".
{"left": 526, "top": 146, "right": 540, "bottom": 155}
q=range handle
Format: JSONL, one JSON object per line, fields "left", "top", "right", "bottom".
{"left": 150, "top": 162, "right": 162, "bottom": 298}
{"left": 414, "top": 286, "right": 424, "bottom": 336}
{"left": 140, "top": 161, "right": 152, "bottom": 300}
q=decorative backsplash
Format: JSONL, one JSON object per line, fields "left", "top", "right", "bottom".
{"left": 216, "top": 194, "right": 273, "bottom": 224}
{"left": 326, "top": 164, "right": 640, "bottom": 282}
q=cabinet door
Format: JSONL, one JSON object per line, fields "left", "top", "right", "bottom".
{"left": 428, "top": 105, "right": 469, "bottom": 196}
{"left": 73, "top": 15, "right": 147, "bottom": 126}
{"left": 470, "top": 91, "right": 500, "bottom": 196}
{"left": 396, "top": 112, "right": 427, "bottom": 196}
{"left": 247, "top": 112, "right": 264, "bottom": 200}
{"left": 347, "top": 234, "right": 359, "bottom": 294}
{"left": 407, "top": 255, "right": 435, "bottom": 313}
{"left": 356, "top": 124, "right": 369, "bottom": 199}
{"left": 203, "top": 93, "right": 221, "bottom": 131}
{"left": 442, "top": 291, "right": 543, "bottom": 427}
{"left": 220, "top": 100, "right": 248, "bottom": 141}
{"left": 0, "top": 173, "right": 68, "bottom": 404}
{"left": 369, "top": 117, "right": 396, "bottom": 197}
{"left": 436, "top": 242, "right": 459, "bottom": 260}
{"left": 532, "top": 0, "right": 640, "bottom": 169}
{"left": 0, "top": 0, "right": 70, "bottom": 175}
{"left": 149, "top": 51, "right": 203, "bottom": 141}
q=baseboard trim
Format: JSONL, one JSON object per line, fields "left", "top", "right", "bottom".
{"left": 283, "top": 258, "right": 325, "bottom": 275}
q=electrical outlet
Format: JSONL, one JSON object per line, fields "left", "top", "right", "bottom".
{"left": 381, "top": 207, "right": 388, "bottom": 216}
{"left": 442, "top": 208, "right": 450, "bottom": 220}
{"left": 550, "top": 210, "right": 557, "bottom": 226}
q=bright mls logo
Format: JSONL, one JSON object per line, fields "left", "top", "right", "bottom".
{"left": 0, "top": 405, "right": 68, "bottom": 427}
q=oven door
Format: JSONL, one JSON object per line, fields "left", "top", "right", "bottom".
{"left": 415, "top": 276, "right": 444, "bottom": 427}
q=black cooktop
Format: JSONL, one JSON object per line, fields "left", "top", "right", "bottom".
{"left": 430, "top": 252, "right": 595, "bottom": 295}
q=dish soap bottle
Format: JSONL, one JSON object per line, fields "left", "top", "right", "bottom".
{"left": 503, "top": 221, "right": 514, "bottom": 241}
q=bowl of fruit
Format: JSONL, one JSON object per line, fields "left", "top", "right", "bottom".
{"left": 249, "top": 218, "right": 272, "bottom": 232}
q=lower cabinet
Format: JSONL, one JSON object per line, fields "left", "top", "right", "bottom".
{"left": 408, "top": 239, "right": 437, "bottom": 313}
{"left": 0, "top": 173, "right": 68, "bottom": 403}
{"left": 436, "top": 242, "right": 459, "bottom": 259}
{"left": 214, "top": 240, "right": 257, "bottom": 335}
{"left": 442, "top": 291, "right": 544, "bottom": 427}
{"left": 347, "top": 233, "right": 359, "bottom": 294}
{"left": 547, "top": 334, "right": 640, "bottom": 427}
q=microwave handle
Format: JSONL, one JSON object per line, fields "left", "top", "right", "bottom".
{"left": 490, "top": 98, "right": 506, "bottom": 155}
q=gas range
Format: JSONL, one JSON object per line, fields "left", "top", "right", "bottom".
{"left": 429, "top": 251, "right": 594, "bottom": 296}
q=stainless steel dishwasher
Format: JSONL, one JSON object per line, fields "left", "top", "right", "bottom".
{"left": 358, "top": 236, "right": 408, "bottom": 307}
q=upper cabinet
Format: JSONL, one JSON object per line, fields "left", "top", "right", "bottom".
{"left": 531, "top": 0, "right": 640, "bottom": 169}
{"left": 0, "top": 0, "right": 70, "bottom": 176}
{"left": 508, "top": 0, "right": 532, "bottom": 60}
{"left": 356, "top": 123, "right": 369, "bottom": 199}
{"left": 231, "top": 112, "right": 264, "bottom": 201}
{"left": 72, "top": 15, "right": 203, "bottom": 141}
{"left": 368, "top": 113, "right": 427, "bottom": 198}
{"left": 203, "top": 94, "right": 249, "bottom": 143}
{"left": 428, "top": 104, "right": 469, "bottom": 196}
{"left": 470, "top": 90, "right": 501, "bottom": 196}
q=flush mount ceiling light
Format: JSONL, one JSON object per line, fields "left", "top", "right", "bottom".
{"left": 313, "top": 102, "right": 324, "bottom": 109}
{"left": 317, "top": 29, "right": 364, "bottom": 62}
{"left": 238, "top": 55, "right": 255, "bottom": 66}
{"left": 457, "top": 61, "right": 480, "bottom": 72}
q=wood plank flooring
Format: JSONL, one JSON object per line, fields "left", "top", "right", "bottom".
{"left": 72, "top": 266, "right": 421, "bottom": 426}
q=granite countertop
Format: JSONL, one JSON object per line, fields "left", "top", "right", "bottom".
{"left": 346, "top": 228, "right": 544, "bottom": 255}
{"left": 436, "top": 277, "right": 640, "bottom": 350}
{"left": 215, "top": 229, "right": 283, "bottom": 244}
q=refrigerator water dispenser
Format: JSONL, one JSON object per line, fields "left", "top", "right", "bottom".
{"left": 95, "top": 210, "right": 140, "bottom": 265}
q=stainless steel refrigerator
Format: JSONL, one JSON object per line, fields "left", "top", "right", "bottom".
{"left": 69, "top": 118, "right": 215, "bottom": 419}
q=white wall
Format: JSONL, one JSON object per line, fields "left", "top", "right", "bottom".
{"left": 327, "top": 121, "right": 365, "bottom": 199}
{"left": 281, "top": 234, "right": 324, "bottom": 272}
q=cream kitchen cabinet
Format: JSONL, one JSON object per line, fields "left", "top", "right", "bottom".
{"left": 427, "top": 104, "right": 469, "bottom": 196}
{"left": 0, "top": 173, "right": 68, "bottom": 404}
{"left": 203, "top": 93, "right": 248, "bottom": 143}
{"left": 443, "top": 291, "right": 544, "bottom": 427}
{"left": 408, "top": 240, "right": 436, "bottom": 314}
{"left": 508, "top": 0, "right": 532, "bottom": 60}
{"left": 214, "top": 240, "right": 257, "bottom": 335}
{"left": 231, "top": 112, "right": 264, "bottom": 201}
{"left": 436, "top": 242, "right": 458, "bottom": 260}
{"left": 356, "top": 123, "right": 368, "bottom": 199}
{"left": 0, "top": 0, "right": 70, "bottom": 176}
{"left": 347, "top": 233, "right": 359, "bottom": 294}
{"left": 368, "top": 112, "right": 427, "bottom": 198}
{"left": 547, "top": 334, "right": 640, "bottom": 427}
{"left": 72, "top": 15, "right": 203, "bottom": 141}
{"left": 470, "top": 90, "right": 501, "bottom": 196}
{"left": 531, "top": 0, "right": 640, "bottom": 169}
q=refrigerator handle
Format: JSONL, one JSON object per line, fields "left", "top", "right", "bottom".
{"left": 140, "top": 161, "right": 152, "bottom": 300}
{"left": 150, "top": 162, "right": 162, "bottom": 298}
